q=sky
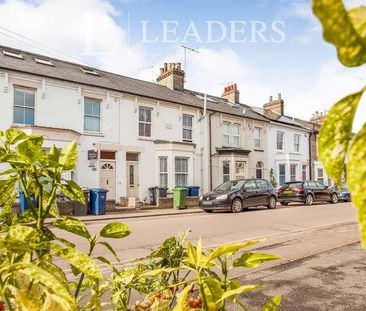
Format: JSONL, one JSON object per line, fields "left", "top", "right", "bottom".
{"left": 0, "top": 0, "right": 365, "bottom": 130}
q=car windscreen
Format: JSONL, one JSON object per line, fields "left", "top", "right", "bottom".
{"left": 215, "top": 180, "right": 245, "bottom": 192}
{"left": 282, "top": 182, "right": 303, "bottom": 189}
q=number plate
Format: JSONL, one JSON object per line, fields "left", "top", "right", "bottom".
{"left": 283, "top": 190, "right": 293, "bottom": 195}
{"left": 202, "top": 201, "right": 213, "bottom": 206}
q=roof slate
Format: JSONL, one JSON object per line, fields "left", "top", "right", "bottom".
{"left": 0, "top": 45, "right": 267, "bottom": 122}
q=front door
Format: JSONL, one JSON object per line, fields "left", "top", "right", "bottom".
{"left": 126, "top": 162, "right": 139, "bottom": 198}
{"left": 100, "top": 161, "right": 116, "bottom": 201}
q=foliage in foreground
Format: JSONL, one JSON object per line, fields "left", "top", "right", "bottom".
{"left": 313, "top": 0, "right": 366, "bottom": 247}
{"left": 0, "top": 129, "right": 281, "bottom": 310}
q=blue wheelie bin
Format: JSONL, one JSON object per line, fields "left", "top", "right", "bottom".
{"left": 188, "top": 186, "right": 200, "bottom": 197}
{"left": 19, "top": 190, "right": 37, "bottom": 212}
{"left": 89, "top": 188, "right": 108, "bottom": 215}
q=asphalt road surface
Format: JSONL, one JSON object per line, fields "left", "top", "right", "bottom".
{"left": 50, "top": 202, "right": 366, "bottom": 310}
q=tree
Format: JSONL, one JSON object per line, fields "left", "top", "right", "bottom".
{"left": 313, "top": 0, "right": 366, "bottom": 246}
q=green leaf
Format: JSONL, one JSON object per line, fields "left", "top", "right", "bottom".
{"left": 17, "top": 140, "right": 45, "bottom": 164}
{"left": 173, "top": 284, "right": 193, "bottom": 311}
{"left": 347, "top": 123, "right": 366, "bottom": 247}
{"left": 5, "top": 128, "right": 27, "bottom": 144}
{"left": 51, "top": 243, "right": 103, "bottom": 280}
{"left": 100, "top": 222, "right": 131, "bottom": 239}
{"left": 217, "top": 285, "right": 262, "bottom": 303}
{"left": 318, "top": 90, "right": 364, "bottom": 186}
{"left": 11, "top": 263, "right": 76, "bottom": 310}
{"left": 185, "top": 241, "right": 197, "bottom": 267}
{"left": 262, "top": 295, "right": 282, "bottom": 311}
{"left": 59, "top": 180, "right": 85, "bottom": 204}
{"left": 0, "top": 178, "right": 17, "bottom": 205}
{"left": 48, "top": 144, "right": 61, "bottom": 162}
{"left": 207, "top": 239, "right": 264, "bottom": 263}
{"left": 202, "top": 277, "right": 223, "bottom": 311}
{"left": 141, "top": 267, "right": 180, "bottom": 277}
{"left": 349, "top": 6, "right": 366, "bottom": 38}
{"left": 313, "top": 0, "right": 366, "bottom": 67}
{"left": 98, "top": 241, "right": 120, "bottom": 262}
{"left": 233, "top": 252, "right": 280, "bottom": 268}
{"left": 51, "top": 216, "right": 91, "bottom": 239}
{"left": 59, "top": 141, "right": 78, "bottom": 170}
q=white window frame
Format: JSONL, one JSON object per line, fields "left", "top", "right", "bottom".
{"left": 279, "top": 164, "right": 286, "bottom": 186}
{"left": 254, "top": 127, "right": 262, "bottom": 149}
{"left": 231, "top": 123, "right": 240, "bottom": 147}
{"left": 277, "top": 131, "right": 285, "bottom": 150}
{"left": 290, "top": 164, "right": 297, "bottom": 181}
{"left": 294, "top": 134, "right": 300, "bottom": 153}
{"left": 159, "top": 157, "right": 168, "bottom": 188}
{"left": 84, "top": 97, "right": 101, "bottom": 132}
{"left": 256, "top": 161, "right": 264, "bottom": 179}
{"left": 317, "top": 168, "right": 324, "bottom": 184}
{"left": 302, "top": 165, "right": 307, "bottom": 181}
{"left": 222, "top": 122, "right": 231, "bottom": 146}
{"left": 13, "top": 86, "right": 36, "bottom": 125}
{"left": 223, "top": 161, "right": 231, "bottom": 182}
{"left": 183, "top": 114, "right": 193, "bottom": 142}
{"left": 175, "top": 157, "right": 188, "bottom": 187}
{"left": 235, "top": 161, "right": 245, "bottom": 179}
{"left": 139, "top": 106, "right": 152, "bottom": 137}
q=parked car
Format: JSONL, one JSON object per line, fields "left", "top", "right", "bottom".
{"left": 277, "top": 181, "right": 338, "bottom": 206}
{"left": 332, "top": 184, "right": 351, "bottom": 202}
{"left": 199, "top": 179, "right": 277, "bottom": 213}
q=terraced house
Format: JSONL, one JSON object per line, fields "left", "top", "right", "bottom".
{"left": 0, "top": 45, "right": 271, "bottom": 205}
{"left": 252, "top": 95, "right": 311, "bottom": 186}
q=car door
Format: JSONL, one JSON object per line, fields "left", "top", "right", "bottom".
{"left": 255, "top": 179, "right": 270, "bottom": 205}
{"left": 306, "top": 181, "right": 319, "bottom": 201}
{"left": 243, "top": 179, "right": 259, "bottom": 207}
{"left": 316, "top": 182, "right": 330, "bottom": 201}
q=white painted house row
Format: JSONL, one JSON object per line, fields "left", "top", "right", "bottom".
{"left": 0, "top": 45, "right": 329, "bottom": 204}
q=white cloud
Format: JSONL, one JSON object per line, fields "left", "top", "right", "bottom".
{"left": 0, "top": 0, "right": 145, "bottom": 74}
{"left": 285, "top": 59, "right": 366, "bottom": 131}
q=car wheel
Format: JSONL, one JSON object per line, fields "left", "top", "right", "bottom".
{"left": 330, "top": 193, "right": 338, "bottom": 204}
{"left": 280, "top": 202, "right": 288, "bottom": 206}
{"left": 267, "top": 196, "right": 277, "bottom": 209}
{"left": 231, "top": 198, "right": 243, "bottom": 213}
{"left": 305, "top": 194, "right": 313, "bottom": 206}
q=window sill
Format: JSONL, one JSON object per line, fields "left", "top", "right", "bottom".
{"left": 83, "top": 131, "right": 105, "bottom": 137}
{"left": 254, "top": 149, "right": 264, "bottom": 152}
{"left": 138, "top": 136, "right": 155, "bottom": 142}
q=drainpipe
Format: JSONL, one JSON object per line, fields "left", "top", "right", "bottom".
{"left": 209, "top": 111, "right": 216, "bottom": 191}
{"left": 308, "top": 131, "right": 312, "bottom": 180}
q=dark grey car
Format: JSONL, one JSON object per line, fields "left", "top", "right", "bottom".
{"left": 199, "top": 179, "right": 277, "bottom": 213}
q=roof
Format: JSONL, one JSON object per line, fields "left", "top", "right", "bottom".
{"left": 0, "top": 45, "right": 267, "bottom": 122}
{"left": 252, "top": 106, "right": 308, "bottom": 130}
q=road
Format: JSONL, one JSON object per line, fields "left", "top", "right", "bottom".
{"left": 51, "top": 202, "right": 366, "bottom": 309}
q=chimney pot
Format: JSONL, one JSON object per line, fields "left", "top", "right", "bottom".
{"left": 164, "top": 63, "right": 168, "bottom": 71}
{"left": 278, "top": 93, "right": 282, "bottom": 100}
{"left": 269, "top": 96, "right": 273, "bottom": 102}
{"left": 160, "top": 68, "right": 164, "bottom": 75}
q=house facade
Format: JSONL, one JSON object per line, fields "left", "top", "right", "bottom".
{"left": 253, "top": 95, "right": 311, "bottom": 186}
{"left": 204, "top": 85, "right": 269, "bottom": 190}
{"left": 0, "top": 45, "right": 270, "bottom": 204}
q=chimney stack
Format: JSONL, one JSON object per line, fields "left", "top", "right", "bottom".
{"left": 263, "top": 93, "right": 284, "bottom": 115}
{"left": 156, "top": 62, "right": 185, "bottom": 91}
{"left": 310, "top": 110, "right": 327, "bottom": 125}
{"left": 222, "top": 83, "right": 240, "bottom": 104}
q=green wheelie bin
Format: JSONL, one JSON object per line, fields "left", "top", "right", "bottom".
{"left": 173, "top": 187, "right": 187, "bottom": 209}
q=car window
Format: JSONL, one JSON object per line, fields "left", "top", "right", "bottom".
{"left": 307, "top": 181, "right": 317, "bottom": 188}
{"left": 256, "top": 179, "right": 268, "bottom": 189}
{"left": 315, "top": 182, "right": 325, "bottom": 188}
{"left": 244, "top": 180, "right": 257, "bottom": 190}
{"left": 215, "top": 180, "right": 245, "bottom": 192}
